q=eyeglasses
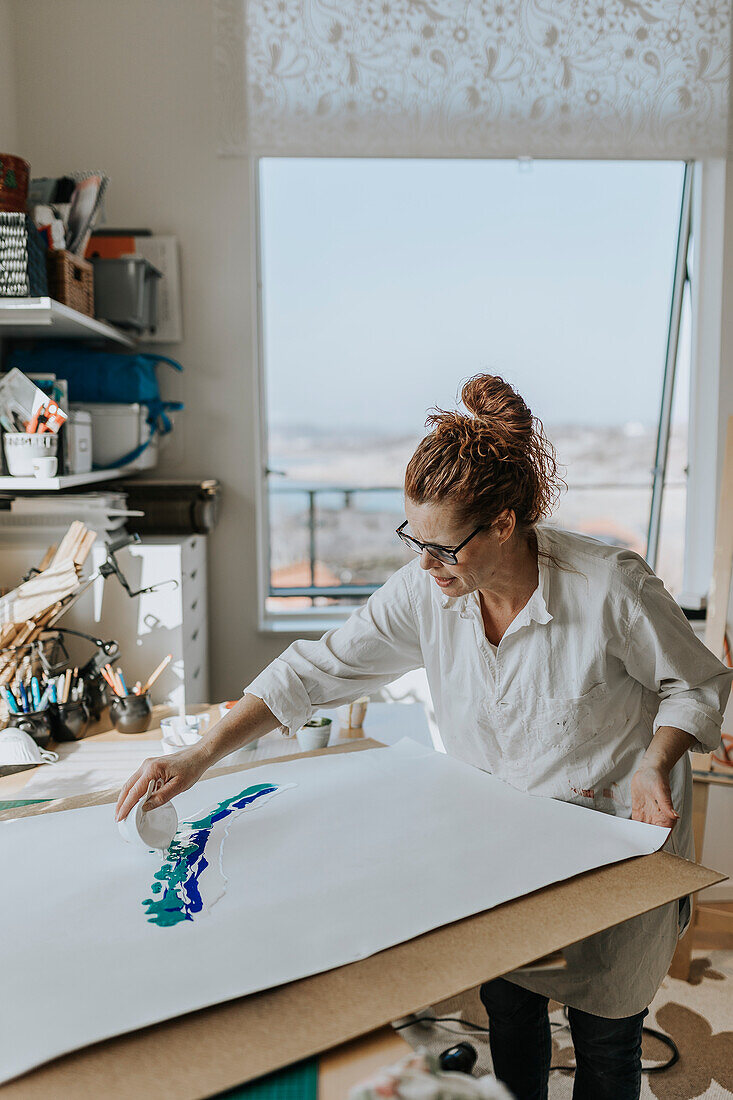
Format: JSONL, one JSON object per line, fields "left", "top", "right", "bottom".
{"left": 395, "top": 521, "right": 485, "bottom": 565}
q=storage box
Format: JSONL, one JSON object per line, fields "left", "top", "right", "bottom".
{"left": 71, "top": 403, "right": 158, "bottom": 472}
{"left": 47, "top": 250, "right": 94, "bottom": 316}
{"left": 63, "top": 408, "right": 93, "bottom": 474}
{"left": 91, "top": 256, "right": 162, "bottom": 332}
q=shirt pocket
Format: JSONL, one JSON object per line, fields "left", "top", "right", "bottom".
{"left": 527, "top": 682, "right": 611, "bottom": 755}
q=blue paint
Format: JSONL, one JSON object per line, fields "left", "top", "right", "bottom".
{"left": 143, "top": 783, "right": 281, "bottom": 927}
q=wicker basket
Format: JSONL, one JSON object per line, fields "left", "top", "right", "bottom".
{"left": 47, "top": 250, "right": 94, "bottom": 316}
{"left": 0, "top": 154, "right": 30, "bottom": 213}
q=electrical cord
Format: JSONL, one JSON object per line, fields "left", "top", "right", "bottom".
{"left": 394, "top": 1013, "right": 680, "bottom": 1074}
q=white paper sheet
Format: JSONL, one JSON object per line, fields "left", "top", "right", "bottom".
{"left": 0, "top": 740, "right": 669, "bottom": 1084}
{"left": 18, "top": 739, "right": 165, "bottom": 799}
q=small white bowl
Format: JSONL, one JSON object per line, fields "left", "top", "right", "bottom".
{"left": 118, "top": 780, "right": 178, "bottom": 852}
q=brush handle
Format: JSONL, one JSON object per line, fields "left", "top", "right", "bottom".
{"left": 142, "top": 654, "right": 172, "bottom": 694}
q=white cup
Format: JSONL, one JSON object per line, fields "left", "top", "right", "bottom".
{"left": 32, "top": 456, "right": 58, "bottom": 478}
{"left": 117, "top": 780, "right": 178, "bottom": 851}
{"left": 296, "top": 721, "right": 332, "bottom": 752}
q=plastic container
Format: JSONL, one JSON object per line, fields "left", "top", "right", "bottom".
{"left": 63, "top": 409, "right": 93, "bottom": 474}
{"left": 3, "top": 432, "right": 59, "bottom": 476}
{"left": 91, "top": 257, "right": 162, "bottom": 333}
{"left": 109, "top": 692, "right": 153, "bottom": 735}
{"left": 71, "top": 403, "right": 158, "bottom": 472}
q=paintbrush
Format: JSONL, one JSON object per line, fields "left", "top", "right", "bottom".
{"left": 142, "top": 654, "right": 172, "bottom": 694}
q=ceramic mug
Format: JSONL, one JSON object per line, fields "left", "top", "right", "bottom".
{"left": 296, "top": 718, "right": 332, "bottom": 752}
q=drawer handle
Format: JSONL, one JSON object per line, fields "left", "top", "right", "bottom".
{"left": 189, "top": 568, "right": 198, "bottom": 581}
{"left": 190, "top": 599, "right": 198, "bottom": 612}
{"left": 191, "top": 628, "right": 200, "bottom": 642}
{"left": 193, "top": 666, "right": 201, "bottom": 679}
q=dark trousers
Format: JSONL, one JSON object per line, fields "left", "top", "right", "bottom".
{"left": 479, "top": 977, "right": 647, "bottom": 1100}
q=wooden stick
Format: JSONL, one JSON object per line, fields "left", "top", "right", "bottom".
{"left": 74, "top": 529, "right": 97, "bottom": 570}
{"left": 62, "top": 668, "right": 72, "bottom": 704}
{"left": 142, "top": 654, "right": 173, "bottom": 693}
{"left": 37, "top": 544, "right": 58, "bottom": 573}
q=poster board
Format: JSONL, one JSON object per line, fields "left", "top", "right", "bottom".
{"left": 1, "top": 741, "right": 723, "bottom": 1100}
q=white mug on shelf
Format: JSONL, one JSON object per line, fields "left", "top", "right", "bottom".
{"left": 32, "top": 456, "right": 58, "bottom": 478}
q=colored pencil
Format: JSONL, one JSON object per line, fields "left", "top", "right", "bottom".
{"left": 142, "top": 654, "right": 172, "bottom": 693}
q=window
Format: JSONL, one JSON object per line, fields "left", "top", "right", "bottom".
{"left": 258, "top": 158, "right": 688, "bottom": 617}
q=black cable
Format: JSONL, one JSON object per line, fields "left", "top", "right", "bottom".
{"left": 394, "top": 1014, "right": 680, "bottom": 1074}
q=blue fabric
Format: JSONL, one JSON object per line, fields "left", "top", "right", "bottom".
{"left": 6, "top": 342, "right": 184, "bottom": 461}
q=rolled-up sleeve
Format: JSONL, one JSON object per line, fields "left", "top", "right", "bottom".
{"left": 243, "top": 566, "right": 424, "bottom": 735}
{"left": 623, "top": 573, "right": 732, "bottom": 753}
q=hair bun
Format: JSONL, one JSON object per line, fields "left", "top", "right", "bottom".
{"left": 461, "top": 374, "right": 533, "bottom": 443}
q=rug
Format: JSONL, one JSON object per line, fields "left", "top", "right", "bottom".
{"left": 397, "top": 950, "right": 733, "bottom": 1099}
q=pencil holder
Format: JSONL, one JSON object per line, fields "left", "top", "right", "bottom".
{"left": 53, "top": 700, "right": 91, "bottom": 742}
{"left": 109, "top": 692, "right": 153, "bottom": 735}
{"left": 15, "top": 708, "right": 59, "bottom": 749}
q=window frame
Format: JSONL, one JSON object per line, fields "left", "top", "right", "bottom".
{"left": 254, "top": 157, "right": 723, "bottom": 632}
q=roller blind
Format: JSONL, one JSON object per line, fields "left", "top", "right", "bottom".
{"left": 215, "top": 0, "right": 731, "bottom": 158}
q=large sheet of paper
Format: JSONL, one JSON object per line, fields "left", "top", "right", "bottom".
{"left": 17, "top": 739, "right": 165, "bottom": 799}
{"left": 0, "top": 741, "right": 668, "bottom": 1084}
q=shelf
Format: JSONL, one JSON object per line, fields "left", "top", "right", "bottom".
{"left": 0, "top": 468, "right": 129, "bottom": 491}
{"left": 0, "top": 297, "right": 135, "bottom": 347}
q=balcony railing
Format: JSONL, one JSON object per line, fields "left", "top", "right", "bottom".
{"left": 268, "top": 480, "right": 685, "bottom": 604}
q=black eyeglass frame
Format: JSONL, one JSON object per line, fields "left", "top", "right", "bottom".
{"left": 395, "top": 520, "right": 485, "bottom": 565}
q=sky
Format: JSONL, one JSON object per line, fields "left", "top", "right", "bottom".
{"left": 259, "top": 158, "right": 686, "bottom": 434}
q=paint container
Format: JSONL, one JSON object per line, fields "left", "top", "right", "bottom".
{"left": 296, "top": 717, "right": 332, "bottom": 752}
{"left": 118, "top": 780, "right": 178, "bottom": 852}
{"left": 53, "top": 700, "right": 91, "bottom": 742}
{"left": 15, "top": 708, "right": 59, "bottom": 749}
{"left": 110, "top": 691, "right": 153, "bottom": 734}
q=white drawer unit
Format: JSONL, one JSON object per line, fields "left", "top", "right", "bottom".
{"left": 89, "top": 535, "right": 209, "bottom": 709}
{"left": 0, "top": 534, "right": 209, "bottom": 709}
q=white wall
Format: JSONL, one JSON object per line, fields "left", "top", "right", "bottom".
{"left": 9, "top": 0, "right": 300, "bottom": 698}
{"left": 0, "top": 0, "right": 18, "bottom": 149}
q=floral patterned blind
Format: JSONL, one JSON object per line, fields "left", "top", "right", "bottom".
{"left": 214, "top": 0, "right": 731, "bottom": 158}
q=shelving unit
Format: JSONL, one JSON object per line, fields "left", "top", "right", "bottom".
{"left": 0, "top": 297, "right": 134, "bottom": 347}
{"left": 0, "top": 468, "right": 129, "bottom": 492}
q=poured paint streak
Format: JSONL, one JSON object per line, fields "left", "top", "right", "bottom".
{"left": 143, "top": 783, "right": 281, "bottom": 927}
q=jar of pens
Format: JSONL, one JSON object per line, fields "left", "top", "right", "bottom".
{"left": 101, "top": 654, "right": 171, "bottom": 735}
{"left": 2, "top": 668, "right": 90, "bottom": 746}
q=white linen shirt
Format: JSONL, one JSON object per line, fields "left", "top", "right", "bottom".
{"left": 244, "top": 525, "right": 732, "bottom": 1017}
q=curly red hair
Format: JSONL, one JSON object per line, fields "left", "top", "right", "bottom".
{"left": 404, "top": 374, "right": 562, "bottom": 530}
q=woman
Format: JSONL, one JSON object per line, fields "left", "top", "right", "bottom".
{"left": 117, "top": 375, "right": 731, "bottom": 1100}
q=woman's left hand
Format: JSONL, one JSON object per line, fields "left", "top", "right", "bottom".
{"left": 630, "top": 763, "right": 679, "bottom": 828}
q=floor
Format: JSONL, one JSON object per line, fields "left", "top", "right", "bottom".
{"left": 399, "top": 947, "right": 733, "bottom": 1099}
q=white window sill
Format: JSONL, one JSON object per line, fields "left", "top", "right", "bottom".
{"left": 258, "top": 613, "right": 351, "bottom": 635}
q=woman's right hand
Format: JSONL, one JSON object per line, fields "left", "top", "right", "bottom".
{"left": 115, "top": 746, "right": 209, "bottom": 822}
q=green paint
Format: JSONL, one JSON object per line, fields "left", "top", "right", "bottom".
{"left": 143, "top": 782, "right": 282, "bottom": 928}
